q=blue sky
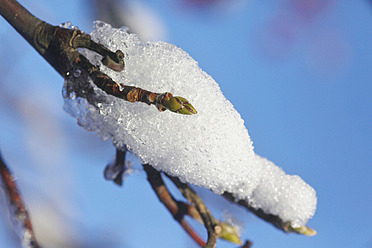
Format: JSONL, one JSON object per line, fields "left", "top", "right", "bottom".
{"left": 1, "top": 0, "right": 372, "bottom": 247}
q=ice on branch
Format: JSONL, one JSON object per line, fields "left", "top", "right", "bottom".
{"left": 63, "top": 21, "right": 317, "bottom": 228}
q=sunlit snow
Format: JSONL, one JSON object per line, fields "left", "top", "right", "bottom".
{"left": 63, "top": 21, "right": 317, "bottom": 227}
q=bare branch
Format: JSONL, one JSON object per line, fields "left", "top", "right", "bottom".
{"left": 166, "top": 174, "right": 220, "bottom": 248}
{"left": 143, "top": 164, "right": 206, "bottom": 247}
{"left": 0, "top": 0, "right": 43, "bottom": 50}
{"left": 0, "top": 153, "right": 41, "bottom": 248}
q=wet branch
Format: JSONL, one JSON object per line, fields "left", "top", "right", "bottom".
{"left": 0, "top": 153, "right": 41, "bottom": 248}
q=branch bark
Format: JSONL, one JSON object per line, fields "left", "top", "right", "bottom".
{"left": 0, "top": 0, "right": 43, "bottom": 53}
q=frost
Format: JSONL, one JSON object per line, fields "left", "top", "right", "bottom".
{"left": 62, "top": 21, "right": 317, "bottom": 227}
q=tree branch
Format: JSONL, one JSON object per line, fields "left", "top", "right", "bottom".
{"left": 0, "top": 0, "right": 43, "bottom": 51}
{"left": 166, "top": 174, "right": 220, "bottom": 248}
{"left": 0, "top": 153, "right": 41, "bottom": 248}
{"left": 222, "top": 192, "right": 316, "bottom": 236}
{"left": 0, "top": 0, "right": 196, "bottom": 115}
{"left": 143, "top": 164, "right": 206, "bottom": 247}
{"left": 145, "top": 165, "right": 244, "bottom": 247}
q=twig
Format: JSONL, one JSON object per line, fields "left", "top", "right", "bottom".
{"left": 166, "top": 174, "right": 220, "bottom": 248}
{"left": 143, "top": 164, "right": 206, "bottom": 247}
{"left": 222, "top": 192, "right": 316, "bottom": 236}
{"left": 223, "top": 192, "right": 285, "bottom": 231}
{"left": 0, "top": 153, "right": 41, "bottom": 248}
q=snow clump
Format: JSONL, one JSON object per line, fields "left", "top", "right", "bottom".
{"left": 63, "top": 21, "right": 317, "bottom": 227}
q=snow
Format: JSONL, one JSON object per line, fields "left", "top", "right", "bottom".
{"left": 62, "top": 21, "right": 317, "bottom": 227}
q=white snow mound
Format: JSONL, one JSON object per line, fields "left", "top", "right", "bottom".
{"left": 63, "top": 21, "right": 317, "bottom": 227}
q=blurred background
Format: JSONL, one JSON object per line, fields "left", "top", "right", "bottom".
{"left": 1, "top": 0, "right": 372, "bottom": 247}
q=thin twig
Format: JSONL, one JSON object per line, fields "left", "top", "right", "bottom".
{"left": 222, "top": 192, "right": 287, "bottom": 232}
{"left": 222, "top": 192, "right": 316, "bottom": 236}
{"left": 143, "top": 164, "right": 206, "bottom": 247}
{"left": 0, "top": 153, "right": 41, "bottom": 248}
{"left": 166, "top": 174, "right": 220, "bottom": 248}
